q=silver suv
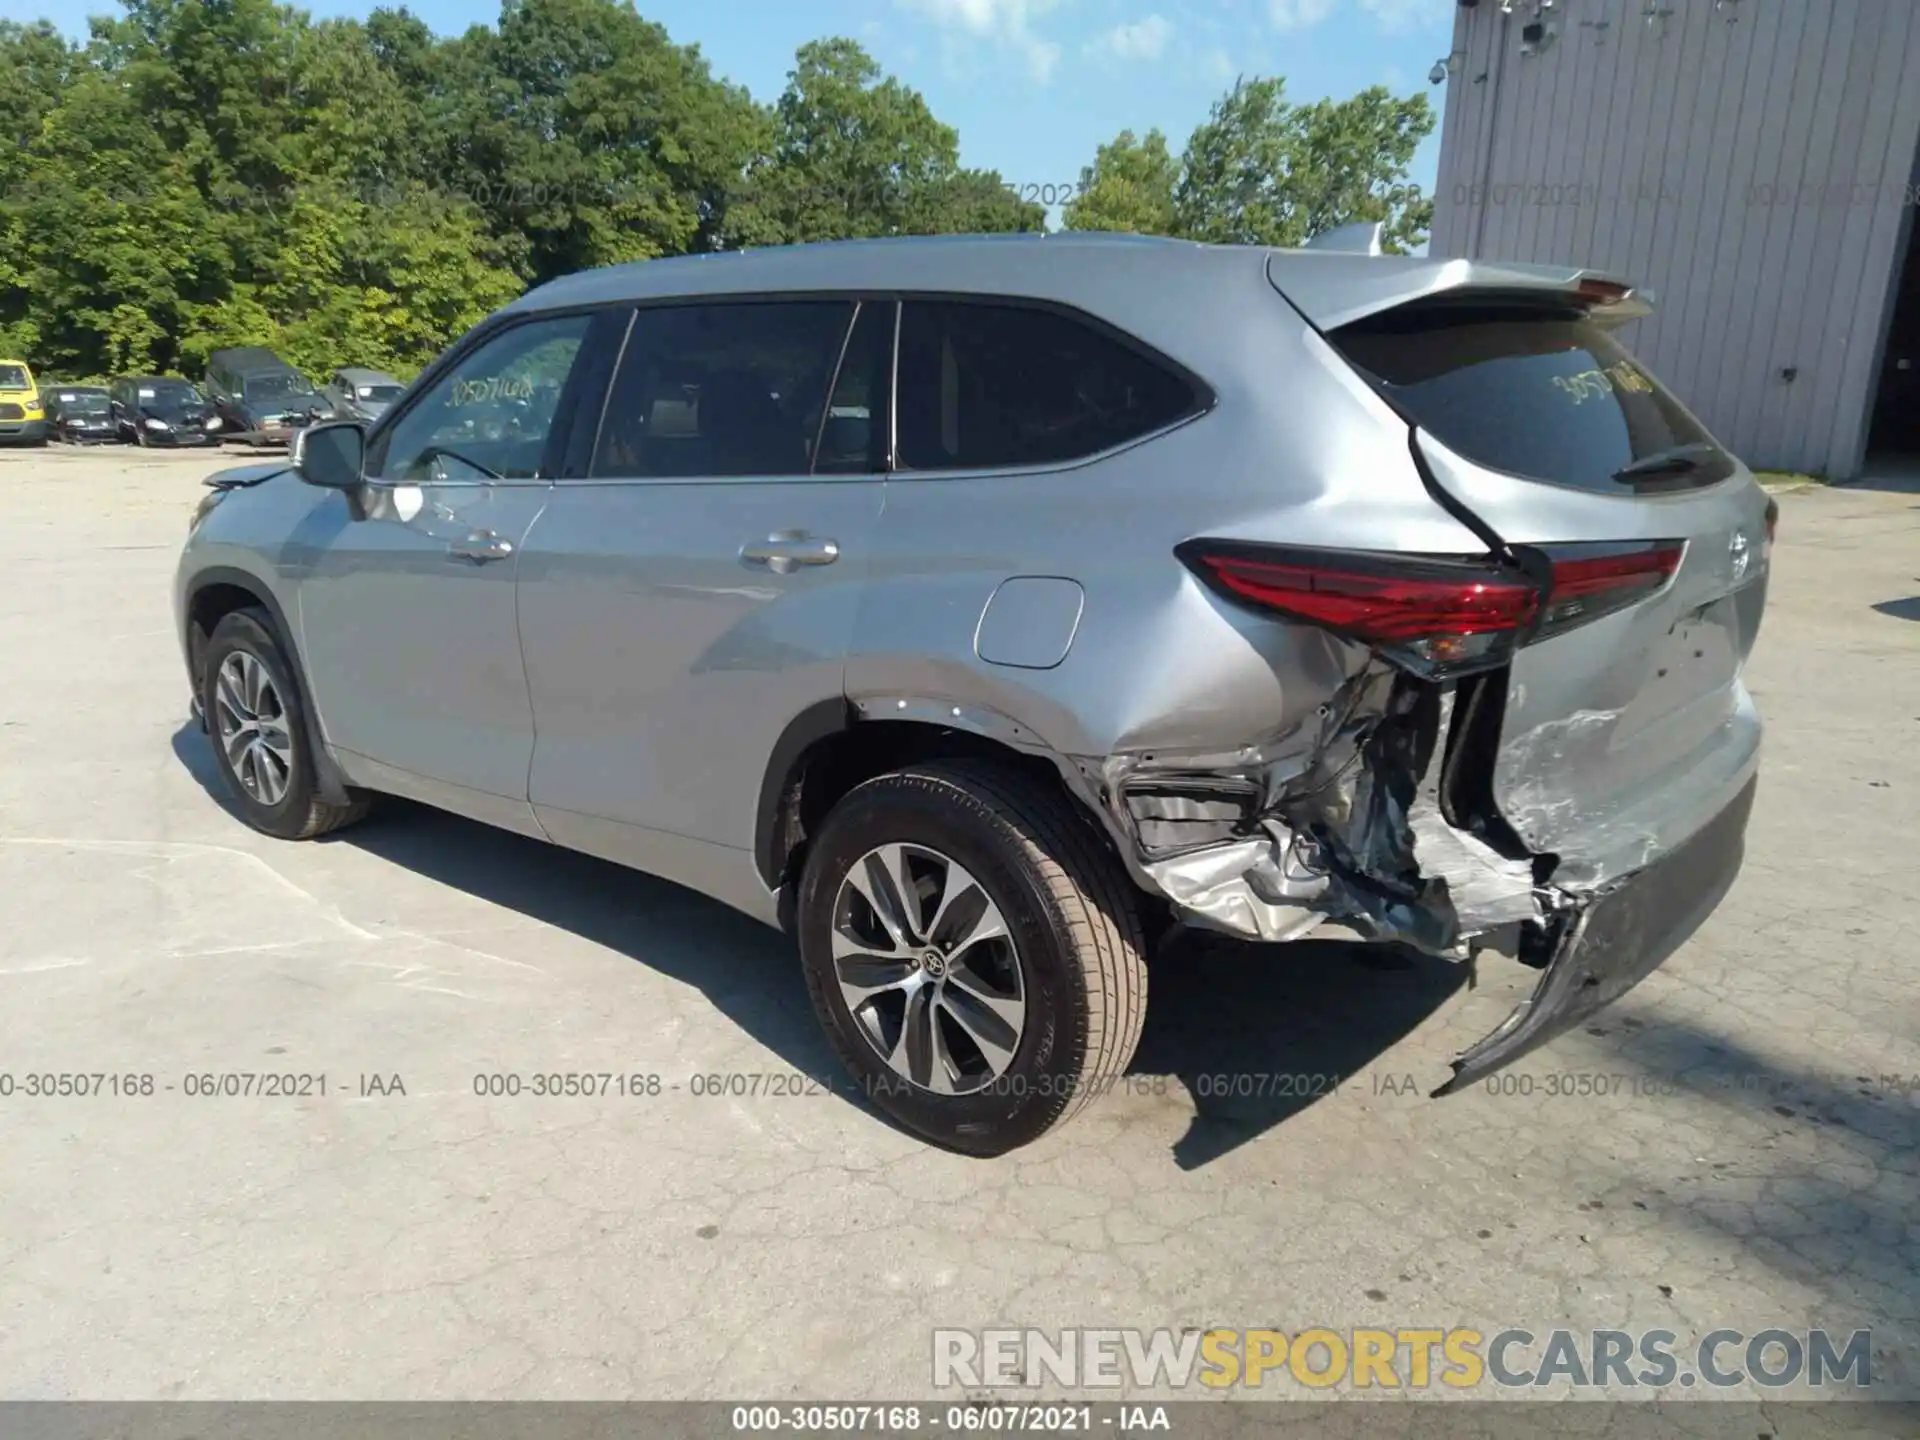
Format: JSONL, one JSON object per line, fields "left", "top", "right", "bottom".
{"left": 174, "top": 234, "right": 1771, "bottom": 1155}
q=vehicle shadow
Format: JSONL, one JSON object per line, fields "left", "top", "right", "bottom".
{"left": 1136, "top": 932, "right": 1467, "bottom": 1169}
{"left": 170, "top": 723, "right": 1465, "bottom": 1167}
{"left": 1871, "top": 596, "right": 1920, "bottom": 622}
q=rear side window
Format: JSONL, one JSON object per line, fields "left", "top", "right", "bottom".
{"left": 593, "top": 301, "right": 855, "bottom": 478}
{"left": 1333, "top": 300, "right": 1735, "bottom": 492}
{"left": 895, "top": 301, "right": 1199, "bottom": 471}
{"left": 814, "top": 300, "right": 893, "bottom": 476}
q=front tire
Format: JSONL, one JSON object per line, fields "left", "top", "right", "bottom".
{"left": 797, "top": 761, "right": 1148, "bottom": 1156}
{"left": 200, "top": 608, "right": 369, "bottom": 840}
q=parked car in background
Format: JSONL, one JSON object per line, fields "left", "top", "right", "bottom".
{"left": 0, "top": 359, "right": 48, "bottom": 446}
{"left": 322, "top": 367, "right": 405, "bottom": 424}
{"left": 173, "top": 234, "right": 1774, "bottom": 1155}
{"left": 205, "top": 348, "right": 329, "bottom": 447}
{"left": 45, "top": 384, "right": 118, "bottom": 443}
{"left": 110, "top": 376, "right": 221, "bottom": 447}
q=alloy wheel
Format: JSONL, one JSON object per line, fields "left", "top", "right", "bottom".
{"left": 831, "top": 843, "right": 1027, "bottom": 1095}
{"left": 212, "top": 651, "right": 294, "bottom": 807}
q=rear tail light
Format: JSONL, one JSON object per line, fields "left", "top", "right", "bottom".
{"left": 1531, "top": 540, "right": 1684, "bottom": 641}
{"left": 1178, "top": 538, "right": 1684, "bottom": 679}
{"left": 1177, "top": 543, "right": 1539, "bottom": 678}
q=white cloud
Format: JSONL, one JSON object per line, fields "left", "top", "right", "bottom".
{"left": 902, "top": 0, "right": 1063, "bottom": 82}
{"left": 1358, "top": 0, "right": 1435, "bottom": 35}
{"left": 1087, "top": 14, "right": 1174, "bottom": 62}
{"left": 1268, "top": 0, "right": 1438, "bottom": 35}
{"left": 1268, "top": 0, "right": 1335, "bottom": 30}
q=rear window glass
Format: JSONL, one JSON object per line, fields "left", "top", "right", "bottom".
{"left": 896, "top": 301, "right": 1200, "bottom": 471}
{"left": 246, "top": 373, "right": 318, "bottom": 400}
{"left": 1332, "top": 300, "right": 1735, "bottom": 492}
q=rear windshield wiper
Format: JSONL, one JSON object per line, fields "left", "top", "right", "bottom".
{"left": 1612, "top": 442, "right": 1721, "bottom": 483}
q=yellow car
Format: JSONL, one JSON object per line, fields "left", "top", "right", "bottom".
{"left": 0, "top": 359, "right": 48, "bottom": 446}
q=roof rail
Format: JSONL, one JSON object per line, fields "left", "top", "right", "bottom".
{"left": 1303, "top": 221, "right": 1385, "bottom": 257}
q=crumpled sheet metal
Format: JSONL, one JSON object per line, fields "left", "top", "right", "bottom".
{"left": 1097, "top": 671, "right": 1549, "bottom": 955}
{"left": 1143, "top": 824, "right": 1332, "bottom": 945}
{"left": 1494, "top": 695, "right": 1758, "bottom": 892}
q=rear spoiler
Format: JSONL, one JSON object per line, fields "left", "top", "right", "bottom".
{"left": 1267, "top": 252, "right": 1657, "bottom": 331}
{"left": 1303, "top": 221, "right": 1385, "bottom": 257}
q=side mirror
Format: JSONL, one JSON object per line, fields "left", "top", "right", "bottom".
{"left": 292, "top": 419, "right": 366, "bottom": 491}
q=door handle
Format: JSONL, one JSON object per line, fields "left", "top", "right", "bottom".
{"left": 448, "top": 530, "right": 515, "bottom": 563}
{"left": 739, "top": 531, "right": 840, "bottom": 575}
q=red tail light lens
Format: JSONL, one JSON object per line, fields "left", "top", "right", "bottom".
{"left": 1177, "top": 543, "right": 1539, "bottom": 678}
{"left": 1533, "top": 541, "right": 1683, "bottom": 640}
{"left": 1180, "top": 539, "right": 1685, "bottom": 678}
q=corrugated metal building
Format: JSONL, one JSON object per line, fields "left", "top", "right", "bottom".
{"left": 1431, "top": 0, "right": 1920, "bottom": 479}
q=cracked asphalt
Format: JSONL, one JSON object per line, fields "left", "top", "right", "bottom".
{"left": 1, "top": 446, "right": 1915, "bottom": 1403}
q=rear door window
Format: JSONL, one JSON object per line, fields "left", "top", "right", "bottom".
{"left": 591, "top": 301, "right": 856, "bottom": 479}
{"left": 813, "top": 300, "right": 893, "bottom": 476}
{"left": 1332, "top": 299, "right": 1736, "bottom": 492}
{"left": 895, "top": 300, "right": 1200, "bottom": 471}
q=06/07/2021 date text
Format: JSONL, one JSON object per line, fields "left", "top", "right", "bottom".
{"left": 0, "top": 1072, "right": 348, "bottom": 1097}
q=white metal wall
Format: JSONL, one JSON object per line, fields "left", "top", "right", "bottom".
{"left": 1432, "top": 0, "right": 1920, "bottom": 478}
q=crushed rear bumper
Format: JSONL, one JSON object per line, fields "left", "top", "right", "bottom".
{"left": 1434, "top": 771, "right": 1755, "bottom": 1094}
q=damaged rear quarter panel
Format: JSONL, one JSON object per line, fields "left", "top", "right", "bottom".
{"left": 844, "top": 302, "right": 1509, "bottom": 952}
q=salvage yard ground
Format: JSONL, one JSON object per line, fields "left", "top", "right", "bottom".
{"left": 1, "top": 445, "right": 1916, "bottom": 1400}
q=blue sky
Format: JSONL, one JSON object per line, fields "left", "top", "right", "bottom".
{"left": 9, "top": 0, "right": 1460, "bottom": 205}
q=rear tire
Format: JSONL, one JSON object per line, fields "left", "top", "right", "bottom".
{"left": 797, "top": 760, "right": 1147, "bottom": 1156}
{"left": 200, "top": 608, "right": 369, "bottom": 840}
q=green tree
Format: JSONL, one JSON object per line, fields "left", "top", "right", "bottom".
{"left": 1061, "top": 128, "right": 1179, "bottom": 236}
{"left": 724, "top": 38, "right": 1040, "bottom": 245}
{"left": 0, "top": 21, "right": 81, "bottom": 358}
{"left": 0, "top": 0, "right": 1434, "bottom": 388}
{"left": 0, "top": 20, "right": 76, "bottom": 151}
{"left": 1175, "top": 79, "right": 1433, "bottom": 252}
{"left": 424, "top": 0, "right": 768, "bottom": 281}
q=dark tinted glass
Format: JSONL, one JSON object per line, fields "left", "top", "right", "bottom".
{"left": 592, "top": 301, "right": 855, "bottom": 478}
{"left": 245, "top": 372, "right": 319, "bottom": 400}
{"left": 1333, "top": 301, "right": 1734, "bottom": 492}
{"left": 896, "top": 301, "right": 1197, "bottom": 471}
{"left": 813, "top": 301, "right": 893, "bottom": 475}
{"left": 140, "top": 381, "right": 204, "bottom": 410}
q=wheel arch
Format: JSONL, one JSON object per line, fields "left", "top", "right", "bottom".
{"left": 754, "top": 696, "right": 1138, "bottom": 930}
{"left": 183, "top": 565, "right": 354, "bottom": 806}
